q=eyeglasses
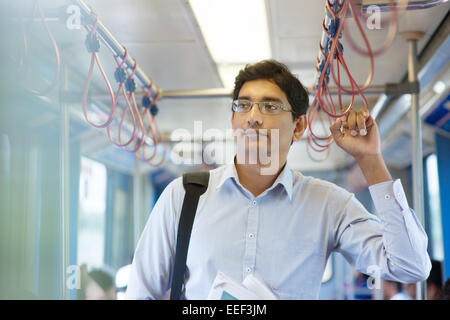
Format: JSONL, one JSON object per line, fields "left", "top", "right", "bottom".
{"left": 231, "top": 99, "right": 293, "bottom": 115}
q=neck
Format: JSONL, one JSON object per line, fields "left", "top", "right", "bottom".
{"left": 234, "top": 156, "right": 287, "bottom": 198}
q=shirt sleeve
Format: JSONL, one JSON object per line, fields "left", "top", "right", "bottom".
{"left": 125, "top": 177, "right": 184, "bottom": 300}
{"left": 333, "top": 179, "right": 431, "bottom": 283}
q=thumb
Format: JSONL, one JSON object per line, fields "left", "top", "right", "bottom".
{"left": 329, "top": 118, "right": 344, "bottom": 141}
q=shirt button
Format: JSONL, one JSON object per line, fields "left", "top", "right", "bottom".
{"left": 252, "top": 200, "right": 257, "bottom": 206}
{"left": 249, "top": 233, "right": 255, "bottom": 239}
{"left": 385, "top": 194, "right": 391, "bottom": 200}
{"left": 246, "top": 267, "right": 252, "bottom": 273}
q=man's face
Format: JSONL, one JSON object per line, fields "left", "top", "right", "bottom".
{"left": 231, "top": 78, "right": 306, "bottom": 168}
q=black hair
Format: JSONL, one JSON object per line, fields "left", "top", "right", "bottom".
{"left": 442, "top": 278, "right": 450, "bottom": 300}
{"left": 428, "top": 260, "right": 443, "bottom": 287}
{"left": 88, "top": 268, "right": 115, "bottom": 291}
{"left": 233, "top": 60, "right": 309, "bottom": 121}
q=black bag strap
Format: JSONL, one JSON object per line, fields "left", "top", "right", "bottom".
{"left": 170, "top": 171, "right": 210, "bottom": 300}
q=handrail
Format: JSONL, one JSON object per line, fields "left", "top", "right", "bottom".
{"left": 71, "top": 0, "right": 160, "bottom": 102}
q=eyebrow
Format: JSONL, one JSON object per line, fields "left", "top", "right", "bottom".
{"left": 237, "top": 96, "right": 284, "bottom": 103}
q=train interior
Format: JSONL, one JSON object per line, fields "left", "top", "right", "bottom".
{"left": 0, "top": 0, "right": 449, "bottom": 300}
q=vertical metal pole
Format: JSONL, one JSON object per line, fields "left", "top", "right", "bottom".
{"left": 403, "top": 31, "right": 426, "bottom": 301}
{"left": 133, "top": 158, "right": 142, "bottom": 247}
{"left": 60, "top": 63, "right": 70, "bottom": 300}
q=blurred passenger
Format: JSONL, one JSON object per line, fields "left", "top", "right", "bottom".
{"left": 354, "top": 272, "right": 372, "bottom": 300}
{"left": 441, "top": 278, "right": 450, "bottom": 300}
{"left": 77, "top": 264, "right": 117, "bottom": 300}
{"left": 401, "top": 260, "right": 443, "bottom": 300}
{"left": 383, "top": 280, "right": 411, "bottom": 300}
{"left": 426, "top": 260, "right": 443, "bottom": 300}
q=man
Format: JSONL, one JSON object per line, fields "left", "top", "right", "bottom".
{"left": 125, "top": 60, "right": 431, "bottom": 300}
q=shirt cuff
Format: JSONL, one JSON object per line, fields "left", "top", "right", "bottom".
{"left": 368, "top": 179, "right": 410, "bottom": 214}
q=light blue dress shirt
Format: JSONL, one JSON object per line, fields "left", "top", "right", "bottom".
{"left": 125, "top": 158, "right": 431, "bottom": 300}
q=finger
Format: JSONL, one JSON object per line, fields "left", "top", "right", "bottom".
{"left": 347, "top": 110, "right": 357, "bottom": 136}
{"left": 356, "top": 111, "right": 367, "bottom": 136}
{"left": 341, "top": 106, "right": 351, "bottom": 128}
{"left": 361, "top": 106, "right": 370, "bottom": 120}
{"left": 341, "top": 120, "right": 349, "bottom": 136}
{"left": 329, "top": 118, "right": 343, "bottom": 141}
{"left": 341, "top": 120, "right": 348, "bottom": 129}
{"left": 365, "top": 114, "right": 375, "bottom": 131}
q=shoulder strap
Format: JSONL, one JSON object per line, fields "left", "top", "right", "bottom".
{"left": 170, "top": 171, "right": 210, "bottom": 300}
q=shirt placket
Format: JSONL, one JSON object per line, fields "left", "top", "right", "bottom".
{"left": 243, "top": 199, "right": 259, "bottom": 278}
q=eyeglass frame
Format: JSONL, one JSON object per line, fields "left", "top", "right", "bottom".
{"left": 231, "top": 99, "right": 294, "bottom": 115}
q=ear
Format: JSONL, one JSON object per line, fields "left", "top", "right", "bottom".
{"left": 292, "top": 115, "right": 307, "bottom": 142}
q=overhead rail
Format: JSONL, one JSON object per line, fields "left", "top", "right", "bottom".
{"left": 71, "top": 0, "right": 160, "bottom": 102}
{"left": 71, "top": 0, "right": 166, "bottom": 167}
{"left": 307, "top": 0, "right": 447, "bottom": 160}
{"left": 308, "top": 0, "right": 373, "bottom": 161}
{"left": 307, "top": 0, "right": 420, "bottom": 160}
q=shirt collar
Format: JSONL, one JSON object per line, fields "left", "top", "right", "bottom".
{"left": 216, "top": 155, "right": 294, "bottom": 201}
{"left": 269, "top": 162, "right": 294, "bottom": 201}
{"left": 216, "top": 156, "right": 240, "bottom": 191}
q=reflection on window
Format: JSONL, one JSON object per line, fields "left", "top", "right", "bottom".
{"left": 426, "top": 154, "right": 444, "bottom": 260}
{"left": 77, "top": 157, "right": 107, "bottom": 267}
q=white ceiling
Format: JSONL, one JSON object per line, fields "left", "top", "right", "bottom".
{"left": 33, "top": 0, "right": 450, "bottom": 172}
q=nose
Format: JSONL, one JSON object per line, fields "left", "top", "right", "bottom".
{"left": 246, "top": 103, "right": 263, "bottom": 128}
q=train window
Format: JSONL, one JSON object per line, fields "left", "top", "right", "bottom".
{"left": 425, "top": 154, "right": 444, "bottom": 261}
{"left": 77, "top": 157, "right": 108, "bottom": 267}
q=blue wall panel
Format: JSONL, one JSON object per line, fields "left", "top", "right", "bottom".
{"left": 436, "top": 132, "right": 450, "bottom": 280}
